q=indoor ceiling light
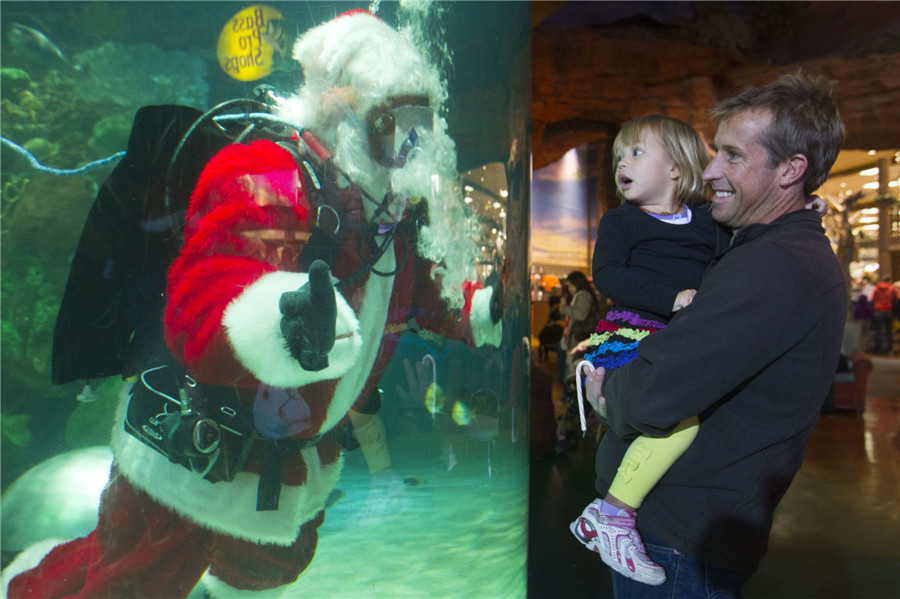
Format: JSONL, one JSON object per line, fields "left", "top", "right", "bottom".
{"left": 862, "top": 181, "right": 899, "bottom": 189}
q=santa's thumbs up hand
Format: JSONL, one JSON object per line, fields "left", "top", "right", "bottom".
{"left": 279, "top": 260, "right": 337, "bottom": 371}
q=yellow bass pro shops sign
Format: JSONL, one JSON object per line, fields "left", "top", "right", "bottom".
{"left": 217, "top": 5, "right": 285, "bottom": 82}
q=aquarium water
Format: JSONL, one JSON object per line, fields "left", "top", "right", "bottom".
{"left": 0, "top": 2, "right": 531, "bottom": 597}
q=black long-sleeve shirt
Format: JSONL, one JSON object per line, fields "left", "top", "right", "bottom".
{"left": 592, "top": 201, "right": 727, "bottom": 321}
{"left": 597, "top": 209, "right": 847, "bottom": 574}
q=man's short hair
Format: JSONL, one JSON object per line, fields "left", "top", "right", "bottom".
{"left": 710, "top": 73, "right": 845, "bottom": 195}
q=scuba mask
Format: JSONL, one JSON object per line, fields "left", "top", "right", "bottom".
{"left": 366, "top": 96, "right": 434, "bottom": 168}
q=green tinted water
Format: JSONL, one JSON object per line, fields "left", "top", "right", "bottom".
{"left": 1, "top": 2, "right": 531, "bottom": 596}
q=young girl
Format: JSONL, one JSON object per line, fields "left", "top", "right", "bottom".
{"left": 568, "top": 115, "right": 727, "bottom": 585}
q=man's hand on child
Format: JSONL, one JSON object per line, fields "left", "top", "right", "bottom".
{"left": 805, "top": 194, "right": 827, "bottom": 217}
{"left": 672, "top": 289, "right": 696, "bottom": 312}
{"left": 584, "top": 366, "right": 607, "bottom": 419}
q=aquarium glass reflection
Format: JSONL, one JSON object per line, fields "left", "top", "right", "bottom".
{"left": 0, "top": 2, "right": 531, "bottom": 597}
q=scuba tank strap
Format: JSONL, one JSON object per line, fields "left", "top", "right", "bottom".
{"left": 257, "top": 440, "right": 288, "bottom": 511}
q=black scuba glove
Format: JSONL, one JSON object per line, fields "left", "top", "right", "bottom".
{"left": 279, "top": 260, "right": 337, "bottom": 371}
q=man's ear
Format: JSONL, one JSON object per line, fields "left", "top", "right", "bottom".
{"left": 780, "top": 154, "right": 808, "bottom": 187}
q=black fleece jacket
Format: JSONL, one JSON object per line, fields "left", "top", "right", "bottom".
{"left": 596, "top": 209, "right": 847, "bottom": 575}
{"left": 592, "top": 201, "right": 728, "bottom": 321}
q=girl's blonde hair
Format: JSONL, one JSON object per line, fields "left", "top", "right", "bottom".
{"left": 612, "top": 114, "right": 711, "bottom": 206}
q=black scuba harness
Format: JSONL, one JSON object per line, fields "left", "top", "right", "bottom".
{"left": 164, "top": 95, "right": 422, "bottom": 290}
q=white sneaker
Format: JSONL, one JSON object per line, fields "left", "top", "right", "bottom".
{"left": 570, "top": 500, "right": 667, "bottom": 586}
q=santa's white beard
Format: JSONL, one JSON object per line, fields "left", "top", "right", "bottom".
{"left": 326, "top": 117, "right": 479, "bottom": 312}
{"left": 393, "top": 124, "right": 478, "bottom": 311}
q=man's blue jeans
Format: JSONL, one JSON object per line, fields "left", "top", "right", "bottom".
{"left": 611, "top": 533, "right": 748, "bottom": 599}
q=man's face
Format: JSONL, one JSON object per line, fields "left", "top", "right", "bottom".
{"left": 703, "top": 108, "right": 782, "bottom": 231}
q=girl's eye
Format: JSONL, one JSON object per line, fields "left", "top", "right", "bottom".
{"left": 634, "top": 148, "right": 644, "bottom": 156}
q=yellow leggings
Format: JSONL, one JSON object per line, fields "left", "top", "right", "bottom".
{"left": 607, "top": 415, "right": 699, "bottom": 508}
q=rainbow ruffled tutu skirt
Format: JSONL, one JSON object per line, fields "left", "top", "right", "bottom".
{"left": 582, "top": 309, "right": 667, "bottom": 370}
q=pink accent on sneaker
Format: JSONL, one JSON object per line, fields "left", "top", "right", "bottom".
{"left": 569, "top": 500, "right": 667, "bottom": 586}
{"left": 576, "top": 516, "right": 598, "bottom": 542}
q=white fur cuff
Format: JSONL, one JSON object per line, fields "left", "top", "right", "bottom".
{"left": 470, "top": 287, "right": 502, "bottom": 347}
{"left": 223, "top": 271, "right": 362, "bottom": 387}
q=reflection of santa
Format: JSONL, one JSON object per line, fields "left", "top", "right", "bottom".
{"left": 7, "top": 10, "right": 501, "bottom": 599}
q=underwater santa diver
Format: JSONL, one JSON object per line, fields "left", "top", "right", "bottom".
{"left": 4, "top": 9, "right": 503, "bottom": 599}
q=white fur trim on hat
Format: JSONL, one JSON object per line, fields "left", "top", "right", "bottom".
{"left": 289, "top": 10, "right": 443, "bottom": 116}
{"left": 222, "top": 271, "right": 362, "bottom": 388}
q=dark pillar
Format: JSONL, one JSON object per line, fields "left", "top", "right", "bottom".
{"left": 876, "top": 157, "right": 893, "bottom": 279}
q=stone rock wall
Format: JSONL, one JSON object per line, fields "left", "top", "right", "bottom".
{"left": 533, "top": 4, "right": 900, "bottom": 170}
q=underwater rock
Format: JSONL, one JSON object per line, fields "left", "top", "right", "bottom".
{"left": 0, "top": 89, "right": 44, "bottom": 125}
{"left": 74, "top": 41, "right": 209, "bottom": 111}
{"left": 2, "top": 174, "right": 96, "bottom": 261}
{"left": 0, "top": 446, "right": 112, "bottom": 552}
{"left": 88, "top": 114, "right": 131, "bottom": 156}
{"left": 18, "top": 89, "right": 43, "bottom": 111}
{"left": 0, "top": 67, "right": 34, "bottom": 94}
{"left": 1, "top": 174, "right": 97, "bottom": 399}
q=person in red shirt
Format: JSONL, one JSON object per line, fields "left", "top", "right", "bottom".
{"left": 871, "top": 276, "right": 896, "bottom": 354}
